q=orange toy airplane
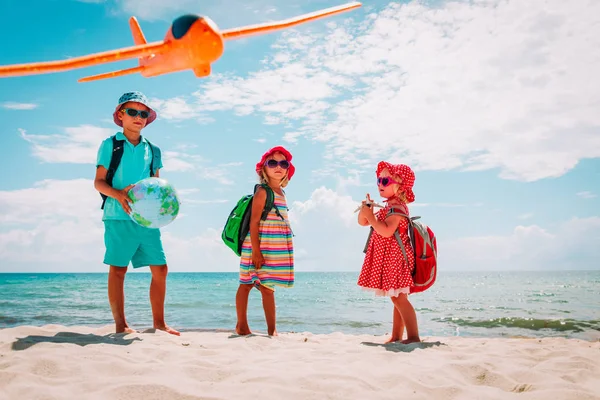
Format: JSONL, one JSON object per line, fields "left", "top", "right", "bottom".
{"left": 0, "top": 2, "right": 361, "bottom": 83}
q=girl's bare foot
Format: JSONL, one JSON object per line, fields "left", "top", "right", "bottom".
{"left": 268, "top": 330, "right": 278, "bottom": 337}
{"left": 401, "top": 337, "right": 421, "bottom": 344}
{"left": 155, "top": 324, "right": 181, "bottom": 336}
{"left": 385, "top": 336, "right": 401, "bottom": 344}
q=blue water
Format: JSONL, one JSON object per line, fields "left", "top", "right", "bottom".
{"left": 1, "top": 271, "right": 599, "bottom": 340}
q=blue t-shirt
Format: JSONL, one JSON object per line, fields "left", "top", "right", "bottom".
{"left": 96, "top": 132, "right": 163, "bottom": 220}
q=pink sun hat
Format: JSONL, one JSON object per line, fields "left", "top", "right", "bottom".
{"left": 255, "top": 146, "right": 296, "bottom": 180}
{"left": 113, "top": 91, "right": 157, "bottom": 127}
{"left": 376, "top": 161, "right": 416, "bottom": 203}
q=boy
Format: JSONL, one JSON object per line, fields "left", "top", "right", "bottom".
{"left": 94, "top": 91, "right": 179, "bottom": 336}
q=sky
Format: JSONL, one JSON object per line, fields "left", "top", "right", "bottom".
{"left": 0, "top": 0, "right": 599, "bottom": 273}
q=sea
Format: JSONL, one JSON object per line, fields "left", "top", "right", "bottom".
{"left": 1, "top": 271, "right": 599, "bottom": 340}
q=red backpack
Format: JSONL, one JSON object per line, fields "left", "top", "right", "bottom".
{"left": 364, "top": 207, "right": 438, "bottom": 293}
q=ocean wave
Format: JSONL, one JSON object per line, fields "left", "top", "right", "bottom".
{"left": 434, "top": 317, "right": 600, "bottom": 333}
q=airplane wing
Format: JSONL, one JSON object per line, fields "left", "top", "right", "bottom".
{"left": 0, "top": 41, "right": 170, "bottom": 78}
{"left": 78, "top": 65, "right": 146, "bottom": 83}
{"left": 221, "top": 1, "right": 362, "bottom": 40}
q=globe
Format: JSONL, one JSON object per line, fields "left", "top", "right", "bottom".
{"left": 127, "top": 177, "right": 180, "bottom": 229}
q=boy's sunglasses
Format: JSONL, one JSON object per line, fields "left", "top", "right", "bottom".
{"left": 377, "top": 177, "right": 400, "bottom": 187}
{"left": 265, "top": 159, "right": 290, "bottom": 169}
{"left": 122, "top": 108, "right": 150, "bottom": 119}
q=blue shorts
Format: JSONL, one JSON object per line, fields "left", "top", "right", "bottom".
{"left": 103, "top": 220, "right": 167, "bottom": 268}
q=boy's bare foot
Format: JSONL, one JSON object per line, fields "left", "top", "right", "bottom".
{"left": 116, "top": 325, "right": 138, "bottom": 334}
{"left": 268, "top": 330, "right": 278, "bottom": 337}
{"left": 385, "top": 336, "right": 401, "bottom": 344}
{"left": 155, "top": 324, "right": 181, "bottom": 336}
{"left": 401, "top": 337, "right": 421, "bottom": 344}
{"left": 235, "top": 322, "right": 252, "bottom": 335}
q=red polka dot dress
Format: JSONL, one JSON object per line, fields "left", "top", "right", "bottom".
{"left": 358, "top": 203, "right": 415, "bottom": 297}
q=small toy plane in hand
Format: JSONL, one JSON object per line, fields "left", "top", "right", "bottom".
{"left": 353, "top": 194, "right": 384, "bottom": 213}
{"left": 0, "top": 2, "right": 361, "bottom": 83}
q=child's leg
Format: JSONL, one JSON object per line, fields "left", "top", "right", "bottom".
{"left": 134, "top": 224, "right": 179, "bottom": 336}
{"left": 108, "top": 266, "right": 136, "bottom": 334}
{"left": 258, "top": 285, "right": 277, "bottom": 336}
{"left": 235, "top": 284, "right": 253, "bottom": 335}
{"left": 391, "top": 293, "right": 420, "bottom": 344}
{"left": 104, "top": 220, "right": 139, "bottom": 334}
{"left": 148, "top": 265, "right": 180, "bottom": 336}
{"left": 385, "top": 301, "right": 405, "bottom": 343}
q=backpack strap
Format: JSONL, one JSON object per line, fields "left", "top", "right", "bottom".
{"left": 362, "top": 206, "right": 415, "bottom": 264}
{"left": 254, "top": 184, "right": 279, "bottom": 221}
{"left": 101, "top": 135, "right": 125, "bottom": 210}
{"left": 145, "top": 138, "right": 161, "bottom": 177}
{"left": 254, "top": 184, "right": 293, "bottom": 236}
{"left": 387, "top": 206, "right": 413, "bottom": 265}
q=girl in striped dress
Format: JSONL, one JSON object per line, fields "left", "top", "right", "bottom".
{"left": 235, "top": 146, "right": 295, "bottom": 336}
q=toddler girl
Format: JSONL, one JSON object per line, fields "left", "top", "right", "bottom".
{"left": 357, "top": 161, "right": 420, "bottom": 344}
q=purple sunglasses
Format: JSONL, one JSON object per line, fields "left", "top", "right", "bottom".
{"left": 265, "top": 159, "right": 290, "bottom": 169}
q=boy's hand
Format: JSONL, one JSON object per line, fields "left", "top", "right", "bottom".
{"left": 252, "top": 249, "right": 265, "bottom": 270}
{"left": 114, "top": 184, "right": 135, "bottom": 214}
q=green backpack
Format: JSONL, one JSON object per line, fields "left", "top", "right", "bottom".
{"left": 221, "top": 183, "right": 284, "bottom": 256}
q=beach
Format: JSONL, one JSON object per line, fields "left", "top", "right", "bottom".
{"left": 1, "top": 271, "right": 599, "bottom": 399}
{"left": 0, "top": 324, "right": 599, "bottom": 399}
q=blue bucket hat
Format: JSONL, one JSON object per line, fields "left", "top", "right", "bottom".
{"left": 113, "top": 91, "right": 157, "bottom": 127}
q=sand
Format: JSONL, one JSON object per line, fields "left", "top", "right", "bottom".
{"left": 0, "top": 325, "right": 598, "bottom": 400}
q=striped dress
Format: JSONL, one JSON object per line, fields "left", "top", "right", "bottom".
{"left": 239, "top": 190, "right": 294, "bottom": 291}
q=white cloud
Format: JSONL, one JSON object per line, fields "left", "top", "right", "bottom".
{"left": 163, "top": 150, "right": 202, "bottom": 172}
{"left": 290, "top": 186, "right": 358, "bottom": 227}
{"left": 577, "top": 191, "right": 597, "bottom": 199}
{"left": 443, "top": 217, "right": 600, "bottom": 270}
{"left": 19, "top": 125, "right": 207, "bottom": 173}
{"left": 2, "top": 102, "right": 38, "bottom": 110}
{"left": 160, "top": 228, "right": 240, "bottom": 271}
{"left": 150, "top": 96, "right": 204, "bottom": 122}
{"left": 171, "top": 0, "right": 600, "bottom": 183}
{"left": 113, "top": 0, "right": 304, "bottom": 24}
{"left": 114, "top": 0, "right": 198, "bottom": 21}
{"left": 411, "top": 202, "right": 475, "bottom": 208}
{"left": 0, "top": 179, "right": 105, "bottom": 264}
{"left": 19, "top": 126, "right": 112, "bottom": 164}
{"left": 0, "top": 179, "right": 237, "bottom": 271}
{"left": 289, "top": 188, "right": 600, "bottom": 272}
{"left": 1, "top": 181, "right": 598, "bottom": 272}
{"left": 288, "top": 187, "right": 367, "bottom": 270}
{"left": 176, "top": 188, "right": 229, "bottom": 205}
{"left": 518, "top": 213, "right": 534, "bottom": 220}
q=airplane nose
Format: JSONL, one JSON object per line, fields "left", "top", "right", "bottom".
{"left": 171, "top": 14, "right": 200, "bottom": 39}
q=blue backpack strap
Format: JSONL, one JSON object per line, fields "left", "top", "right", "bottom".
{"left": 101, "top": 135, "right": 125, "bottom": 209}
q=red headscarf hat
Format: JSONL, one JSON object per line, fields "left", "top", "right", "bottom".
{"left": 255, "top": 146, "right": 295, "bottom": 180}
{"left": 376, "top": 161, "right": 415, "bottom": 203}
